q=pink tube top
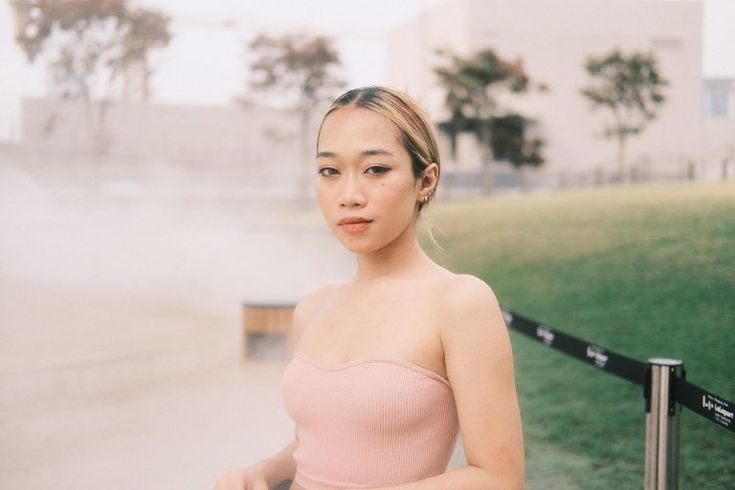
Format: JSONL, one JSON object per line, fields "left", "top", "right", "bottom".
{"left": 280, "top": 351, "right": 460, "bottom": 490}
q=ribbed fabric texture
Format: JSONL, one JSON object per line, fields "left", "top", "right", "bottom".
{"left": 280, "top": 351, "right": 460, "bottom": 490}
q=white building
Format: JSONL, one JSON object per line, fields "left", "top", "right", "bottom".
{"left": 703, "top": 78, "right": 735, "bottom": 178}
{"left": 387, "top": 0, "right": 718, "bottom": 186}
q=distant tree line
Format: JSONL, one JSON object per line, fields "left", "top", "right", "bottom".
{"left": 11, "top": 1, "right": 668, "bottom": 192}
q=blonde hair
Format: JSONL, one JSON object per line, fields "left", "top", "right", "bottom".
{"left": 316, "top": 86, "right": 445, "bottom": 251}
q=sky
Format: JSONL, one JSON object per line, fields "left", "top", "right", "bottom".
{"left": 0, "top": 0, "right": 733, "bottom": 141}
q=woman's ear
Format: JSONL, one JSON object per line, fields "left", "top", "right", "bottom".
{"left": 422, "top": 162, "right": 439, "bottom": 191}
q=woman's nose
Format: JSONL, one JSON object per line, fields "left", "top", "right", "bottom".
{"left": 338, "top": 173, "right": 366, "bottom": 207}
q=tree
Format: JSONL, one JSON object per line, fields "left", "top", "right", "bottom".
{"left": 11, "top": 0, "right": 171, "bottom": 154}
{"left": 242, "top": 32, "right": 345, "bottom": 203}
{"left": 434, "top": 47, "right": 542, "bottom": 195}
{"left": 580, "top": 48, "right": 668, "bottom": 182}
{"left": 490, "top": 115, "right": 545, "bottom": 192}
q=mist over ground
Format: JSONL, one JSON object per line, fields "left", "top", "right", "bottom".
{"left": 0, "top": 153, "right": 360, "bottom": 488}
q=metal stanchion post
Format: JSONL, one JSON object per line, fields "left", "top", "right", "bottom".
{"left": 644, "top": 358, "right": 684, "bottom": 490}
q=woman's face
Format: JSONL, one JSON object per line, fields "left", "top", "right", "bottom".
{"left": 315, "top": 105, "right": 424, "bottom": 255}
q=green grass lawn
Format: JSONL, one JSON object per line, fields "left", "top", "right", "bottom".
{"left": 421, "top": 181, "right": 735, "bottom": 489}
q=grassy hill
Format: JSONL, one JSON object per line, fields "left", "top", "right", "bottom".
{"left": 422, "top": 181, "right": 734, "bottom": 489}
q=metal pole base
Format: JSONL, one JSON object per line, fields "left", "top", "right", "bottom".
{"left": 644, "top": 358, "right": 683, "bottom": 490}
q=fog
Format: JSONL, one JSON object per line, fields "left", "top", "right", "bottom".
{"left": 0, "top": 154, "right": 359, "bottom": 488}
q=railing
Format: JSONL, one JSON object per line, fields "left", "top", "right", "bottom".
{"left": 501, "top": 307, "right": 734, "bottom": 489}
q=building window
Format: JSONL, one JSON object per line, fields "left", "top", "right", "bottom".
{"left": 704, "top": 79, "right": 734, "bottom": 118}
{"left": 708, "top": 89, "right": 729, "bottom": 116}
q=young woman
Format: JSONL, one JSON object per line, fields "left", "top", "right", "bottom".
{"left": 214, "top": 86, "right": 525, "bottom": 490}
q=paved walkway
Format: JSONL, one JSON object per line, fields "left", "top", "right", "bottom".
{"left": 0, "top": 158, "right": 353, "bottom": 488}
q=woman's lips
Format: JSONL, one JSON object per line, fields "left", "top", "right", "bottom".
{"left": 340, "top": 221, "right": 372, "bottom": 233}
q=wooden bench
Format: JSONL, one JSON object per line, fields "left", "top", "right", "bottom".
{"left": 241, "top": 302, "right": 295, "bottom": 360}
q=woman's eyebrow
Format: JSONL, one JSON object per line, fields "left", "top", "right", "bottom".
{"left": 316, "top": 148, "right": 394, "bottom": 159}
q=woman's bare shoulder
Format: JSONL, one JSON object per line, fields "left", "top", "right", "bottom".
{"left": 294, "top": 283, "right": 337, "bottom": 322}
{"left": 290, "top": 283, "right": 338, "bottom": 346}
{"left": 449, "top": 272, "right": 493, "bottom": 291}
{"left": 435, "top": 272, "right": 498, "bottom": 314}
{"left": 430, "top": 265, "right": 489, "bottom": 290}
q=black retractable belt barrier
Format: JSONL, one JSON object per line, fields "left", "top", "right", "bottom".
{"left": 500, "top": 305, "right": 734, "bottom": 433}
{"left": 675, "top": 377, "right": 734, "bottom": 433}
{"left": 499, "top": 304, "right": 733, "bottom": 489}
{"left": 501, "top": 307, "right": 648, "bottom": 385}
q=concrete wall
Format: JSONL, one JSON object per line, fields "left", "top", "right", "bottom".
{"left": 20, "top": 97, "right": 308, "bottom": 169}
{"left": 18, "top": 97, "right": 337, "bottom": 199}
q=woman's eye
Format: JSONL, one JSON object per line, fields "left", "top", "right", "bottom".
{"left": 318, "top": 166, "right": 389, "bottom": 176}
{"left": 367, "top": 166, "right": 389, "bottom": 175}
{"left": 318, "top": 167, "right": 337, "bottom": 176}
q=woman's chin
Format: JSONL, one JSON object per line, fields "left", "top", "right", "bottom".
{"left": 342, "top": 244, "right": 372, "bottom": 255}
{"left": 339, "top": 240, "right": 379, "bottom": 255}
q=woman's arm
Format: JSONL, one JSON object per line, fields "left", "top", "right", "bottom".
{"left": 260, "top": 437, "right": 298, "bottom": 488}
{"left": 375, "top": 274, "right": 525, "bottom": 490}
